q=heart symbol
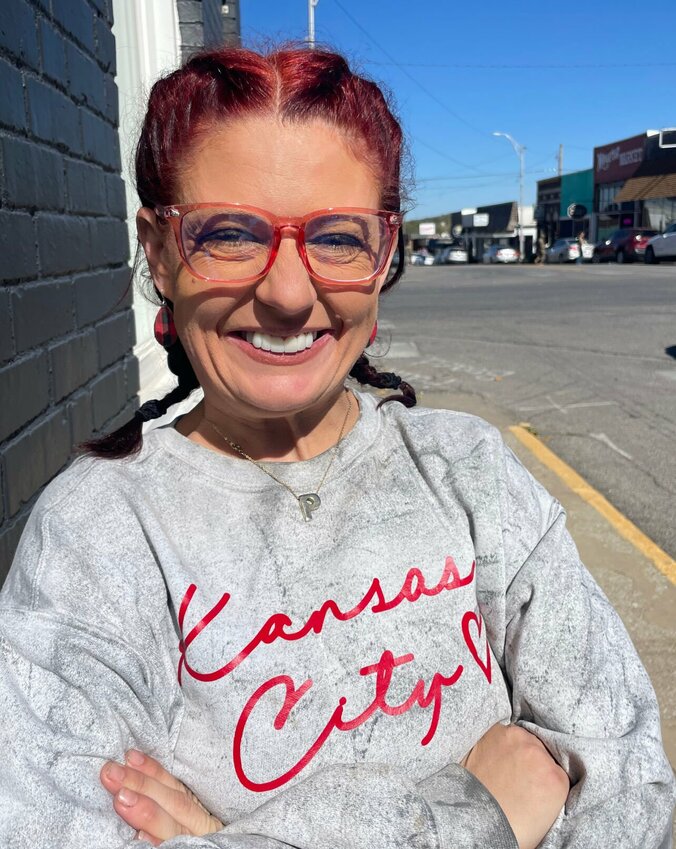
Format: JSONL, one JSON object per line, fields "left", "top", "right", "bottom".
{"left": 462, "top": 611, "right": 492, "bottom": 683}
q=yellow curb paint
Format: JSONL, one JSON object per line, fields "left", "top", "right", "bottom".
{"left": 509, "top": 425, "right": 676, "bottom": 586}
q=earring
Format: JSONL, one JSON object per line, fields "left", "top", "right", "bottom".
{"left": 154, "top": 300, "right": 178, "bottom": 348}
{"left": 367, "top": 321, "right": 378, "bottom": 347}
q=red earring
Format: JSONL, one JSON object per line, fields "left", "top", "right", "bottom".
{"left": 368, "top": 321, "right": 378, "bottom": 347}
{"left": 154, "top": 302, "right": 178, "bottom": 348}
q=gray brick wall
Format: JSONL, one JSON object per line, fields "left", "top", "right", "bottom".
{"left": 177, "top": 0, "right": 241, "bottom": 63}
{"left": 0, "top": 0, "right": 137, "bottom": 584}
{"left": 221, "top": 0, "right": 240, "bottom": 47}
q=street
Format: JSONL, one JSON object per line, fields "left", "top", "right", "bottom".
{"left": 376, "top": 262, "right": 676, "bottom": 558}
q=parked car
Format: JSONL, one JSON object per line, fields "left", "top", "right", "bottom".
{"left": 410, "top": 252, "right": 432, "bottom": 266}
{"left": 591, "top": 228, "right": 658, "bottom": 263}
{"left": 482, "top": 244, "right": 519, "bottom": 264}
{"left": 434, "top": 244, "right": 469, "bottom": 264}
{"left": 546, "top": 238, "right": 594, "bottom": 263}
{"left": 644, "top": 223, "right": 676, "bottom": 263}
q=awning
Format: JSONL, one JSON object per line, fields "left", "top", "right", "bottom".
{"left": 614, "top": 173, "right": 676, "bottom": 202}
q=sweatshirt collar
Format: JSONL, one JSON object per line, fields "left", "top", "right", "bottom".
{"left": 146, "top": 389, "right": 381, "bottom": 492}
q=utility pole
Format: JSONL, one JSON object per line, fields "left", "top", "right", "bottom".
{"left": 308, "top": 0, "right": 319, "bottom": 48}
{"left": 493, "top": 132, "right": 526, "bottom": 262}
{"left": 557, "top": 144, "right": 564, "bottom": 176}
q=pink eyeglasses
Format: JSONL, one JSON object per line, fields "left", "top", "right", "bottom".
{"left": 155, "top": 203, "right": 402, "bottom": 286}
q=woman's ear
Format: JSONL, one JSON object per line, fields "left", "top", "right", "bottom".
{"left": 136, "top": 208, "right": 176, "bottom": 299}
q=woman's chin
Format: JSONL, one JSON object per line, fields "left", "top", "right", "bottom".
{"left": 209, "top": 372, "right": 344, "bottom": 419}
{"left": 205, "top": 334, "right": 355, "bottom": 416}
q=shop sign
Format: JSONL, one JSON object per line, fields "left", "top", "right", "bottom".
{"left": 567, "top": 204, "right": 587, "bottom": 220}
{"left": 419, "top": 222, "right": 436, "bottom": 236}
{"left": 473, "top": 213, "right": 489, "bottom": 227}
{"left": 461, "top": 208, "right": 477, "bottom": 227}
{"left": 659, "top": 128, "right": 676, "bottom": 148}
{"left": 594, "top": 134, "right": 645, "bottom": 183}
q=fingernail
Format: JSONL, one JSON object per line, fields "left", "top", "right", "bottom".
{"left": 106, "top": 762, "right": 125, "bottom": 782}
{"left": 137, "top": 832, "right": 151, "bottom": 843}
{"left": 126, "top": 750, "right": 145, "bottom": 766}
{"left": 118, "top": 787, "right": 139, "bottom": 807}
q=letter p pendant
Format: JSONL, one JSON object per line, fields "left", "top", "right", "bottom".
{"left": 298, "top": 493, "right": 321, "bottom": 522}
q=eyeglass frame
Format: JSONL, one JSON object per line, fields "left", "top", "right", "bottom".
{"left": 154, "top": 202, "right": 403, "bottom": 286}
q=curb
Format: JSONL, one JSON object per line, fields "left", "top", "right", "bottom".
{"left": 510, "top": 424, "right": 676, "bottom": 587}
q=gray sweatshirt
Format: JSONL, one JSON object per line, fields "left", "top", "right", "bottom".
{"left": 0, "top": 390, "right": 674, "bottom": 848}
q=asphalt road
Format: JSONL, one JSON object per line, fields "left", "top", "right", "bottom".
{"left": 375, "top": 262, "right": 676, "bottom": 559}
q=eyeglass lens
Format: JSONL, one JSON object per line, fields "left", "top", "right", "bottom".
{"left": 179, "top": 208, "right": 390, "bottom": 282}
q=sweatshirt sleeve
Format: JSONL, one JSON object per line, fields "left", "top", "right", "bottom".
{"left": 0, "top": 474, "right": 189, "bottom": 847}
{"left": 160, "top": 762, "right": 517, "bottom": 849}
{"left": 495, "top": 440, "right": 676, "bottom": 847}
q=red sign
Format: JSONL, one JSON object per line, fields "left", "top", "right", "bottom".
{"left": 594, "top": 134, "right": 646, "bottom": 184}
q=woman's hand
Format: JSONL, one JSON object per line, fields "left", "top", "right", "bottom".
{"left": 100, "top": 751, "right": 224, "bottom": 846}
{"left": 461, "top": 723, "right": 570, "bottom": 849}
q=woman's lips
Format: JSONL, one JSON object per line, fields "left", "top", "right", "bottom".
{"left": 226, "top": 330, "right": 334, "bottom": 365}
{"left": 245, "top": 329, "right": 318, "bottom": 353}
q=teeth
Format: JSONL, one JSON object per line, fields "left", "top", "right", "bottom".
{"left": 244, "top": 331, "right": 319, "bottom": 353}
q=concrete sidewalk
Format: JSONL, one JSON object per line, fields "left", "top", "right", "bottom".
{"left": 418, "top": 388, "right": 676, "bottom": 774}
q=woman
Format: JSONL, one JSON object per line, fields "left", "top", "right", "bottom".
{"left": 0, "top": 47, "right": 673, "bottom": 849}
{"left": 576, "top": 231, "right": 587, "bottom": 265}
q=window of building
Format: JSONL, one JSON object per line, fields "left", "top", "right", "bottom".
{"left": 643, "top": 197, "right": 676, "bottom": 232}
{"left": 598, "top": 181, "right": 623, "bottom": 212}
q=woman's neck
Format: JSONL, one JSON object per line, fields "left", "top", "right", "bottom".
{"left": 175, "top": 387, "right": 359, "bottom": 463}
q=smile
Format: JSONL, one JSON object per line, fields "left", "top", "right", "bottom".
{"left": 228, "top": 330, "right": 334, "bottom": 364}
{"left": 244, "top": 330, "right": 320, "bottom": 353}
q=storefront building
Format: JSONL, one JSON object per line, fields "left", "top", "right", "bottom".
{"left": 403, "top": 213, "right": 453, "bottom": 254}
{"left": 613, "top": 132, "right": 676, "bottom": 232}
{"left": 558, "top": 169, "right": 593, "bottom": 239}
{"left": 451, "top": 201, "right": 535, "bottom": 262}
{"left": 593, "top": 132, "right": 656, "bottom": 240}
{"left": 534, "top": 176, "right": 561, "bottom": 245}
{"left": 405, "top": 201, "right": 535, "bottom": 261}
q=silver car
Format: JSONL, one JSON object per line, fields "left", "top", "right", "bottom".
{"left": 434, "top": 245, "right": 469, "bottom": 264}
{"left": 483, "top": 244, "right": 519, "bottom": 264}
{"left": 644, "top": 223, "right": 676, "bottom": 263}
{"left": 546, "top": 238, "right": 593, "bottom": 263}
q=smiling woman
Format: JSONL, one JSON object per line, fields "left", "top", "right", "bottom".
{"left": 0, "top": 45, "right": 674, "bottom": 849}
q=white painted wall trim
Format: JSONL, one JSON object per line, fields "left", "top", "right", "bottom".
{"left": 113, "top": 0, "right": 181, "bottom": 402}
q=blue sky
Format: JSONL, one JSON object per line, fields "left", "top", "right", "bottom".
{"left": 240, "top": 0, "right": 676, "bottom": 220}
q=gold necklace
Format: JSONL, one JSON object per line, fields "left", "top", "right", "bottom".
{"left": 203, "top": 391, "right": 352, "bottom": 522}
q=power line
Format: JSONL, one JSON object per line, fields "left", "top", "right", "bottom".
{"left": 331, "top": 0, "right": 490, "bottom": 147}
{"left": 364, "top": 60, "right": 676, "bottom": 70}
{"left": 412, "top": 135, "right": 494, "bottom": 175}
{"left": 417, "top": 168, "right": 553, "bottom": 183}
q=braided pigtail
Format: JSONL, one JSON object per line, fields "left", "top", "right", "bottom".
{"left": 78, "top": 335, "right": 200, "bottom": 459}
{"left": 349, "top": 353, "right": 416, "bottom": 408}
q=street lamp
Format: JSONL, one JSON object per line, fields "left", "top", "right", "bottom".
{"left": 307, "top": 0, "right": 319, "bottom": 49}
{"left": 493, "top": 131, "right": 526, "bottom": 262}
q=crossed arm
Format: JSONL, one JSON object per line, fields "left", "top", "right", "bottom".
{"left": 99, "top": 723, "right": 569, "bottom": 848}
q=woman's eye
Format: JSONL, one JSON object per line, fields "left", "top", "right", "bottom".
{"left": 309, "top": 232, "right": 365, "bottom": 249}
{"left": 197, "top": 227, "right": 260, "bottom": 245}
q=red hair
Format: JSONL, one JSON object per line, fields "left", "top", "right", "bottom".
{"left": 135, "top": 46, "right": 404, "bottom": 214}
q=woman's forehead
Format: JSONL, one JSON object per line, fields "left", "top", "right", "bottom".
{"left": 177, "top": 115, "right": 381, "bottom": 212}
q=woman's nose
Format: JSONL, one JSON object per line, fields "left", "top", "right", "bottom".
{"left": 254, "top": 235, "right": 317, "bottom": 316}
